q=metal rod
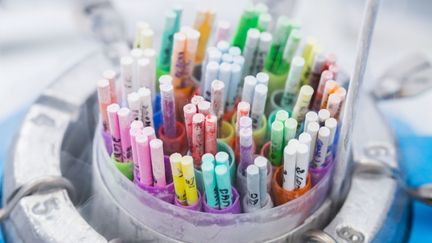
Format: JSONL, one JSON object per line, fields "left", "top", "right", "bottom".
{"left": 331, "top": 0, "right": 381, "bottom": 206}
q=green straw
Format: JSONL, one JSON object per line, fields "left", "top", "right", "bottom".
{"left": 281, "top": 56, "right": 305, "bottom": 110}
{"left": 157, "top": 10, "right": 177, "bottom": 72}
{"left": 272, "top": 21, "right": 300, "bottom": 75}
{"left": 284, "top": 118, "right": 297, "bottom": 147}
{"left": 254, "top": 3, "right": 268, "bottom": 14}
{"left": 275, "top": 110, "right": 289, "bottom": 123}
{"left": 276, "top": 29, "right": 302, "bottom": 75}
{"left": 300, "top": 37, "right": 317, "bottom": 86}
{"left": 269, "top": 120, "right": 284, "bottom": 166}
{"left": 172, "top": 6, "right": 183, "bottom": 33}
{"left": 232, "top": 6, "right": 259, "bottom": 51}
{"left": 264, "top": 17, "right": 300, "bottom": 75}
{"left": 257, "top": 13, "right": 272, "bottom": 32}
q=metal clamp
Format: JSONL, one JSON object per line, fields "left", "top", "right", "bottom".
{"left": 353, "top": 159, "right": 432, "bottom": 205}
{"left": 373, "top": 53, "right": 432, "bottom": 100}
{"left": 0, "top": 176, "right": 76, "bottom": 221}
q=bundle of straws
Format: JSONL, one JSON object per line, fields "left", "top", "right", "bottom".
{"left": 96, "top": 3, "right": 348, "bottom": 213}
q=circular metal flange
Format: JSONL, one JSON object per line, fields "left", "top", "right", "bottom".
{"left": 2, "top": 51, "right": 112, "bottom": 243}
{"left": 2, "top": 51, "right": 411, "bottom": 242}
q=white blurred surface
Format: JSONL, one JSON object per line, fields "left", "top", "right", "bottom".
{"left": 0, "top": 1, "right": 99, "bottom": 119}
{"left": 0, "top": 0, "right": 431, "bottom": 135}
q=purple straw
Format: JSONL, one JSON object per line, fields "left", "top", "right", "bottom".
{"left": 160, "top": 84, "right": 177, "bottom": 138}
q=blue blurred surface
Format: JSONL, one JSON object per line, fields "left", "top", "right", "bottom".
{"left": 399, "top": 136, "right": 432, "bottom": 243}
{"left": 0, "top": 109, "right": 26, "bottom": 243}
{"left": 387, "top": 117, "right": 432, "bottom": 243}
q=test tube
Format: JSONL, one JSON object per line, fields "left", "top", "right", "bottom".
{"left": 283, "top": 142, "right": 297, "bottom": 191}
{"left": 215, "top": 165, "right": 233, "bottom": 209}
{"left": 306, "top": 122, "right": 320, "bottom": 162}
{"left": 210, "top": 80, "right": 225, "bottom": 119}
{"left": 137, "top": 58, "right": 151, "bottom": 90}
{"left": 121, "top": 56, "right": 134, "bottom": 98}
{"left": 291, "top": 85, "right": 314, "bottom": 125}
{"left": 318, "top": 109, "right": 330, "bottom": 125}
{"left": 137, "top": 88, "right": 154, "bottom": 128}
{"left": 136, "top": 134, "right": 152, "bottom": 186}
{"left": 202, "top": 161, "right": 219, "bottom": 208}
{"left": 251, "top": 84, "right": 268, "bottom": 129}
{"left": 295, "top": 143, "right": 310, "bottom": 189}
{"left": 192, "top": 113, "right": 205, "bottom": 166}
{"left": 150, "top": 139, "right": 166, "bottom": 187}
{"left": 312, "top": 127, "right": 330, "bottom": 167}
{"left": 160, "top": 83, "right": 176, "bottom": 138}
{"left": 269, "top": 120, "right": 284, "bottom": 166}
{"left": 170, "top": 32, "right": 187, "bottom": 88}
{"left": 242, "top": 28, "right": 260, "bottom": 77}
{"left": 239, "top": 127, "right": 254, "bottom": 173}
{"left": 281, "top": 56, "right": 305, "bottom": 109}
{"left": 226, "top": 63, "right": 242, "bottom": 110}
{"left": 284, "top": 118, "right": 298, "bottom": 148}
{"left": 118, "top": 108, "right": 133, "bottom": 161}
{"left": 183, "top": 103, "right": 197, "bottom": 149}
{"left": 198, "top": 100, "right": 211, "bottom": 116}
{"left": 252, "top": 32, "right": 272, "bottom": 75}
{"left": 203, "top": 61, "right": 220, "bottom": 101}
{"left": 107, "top": 104, "right": 122, "bottom": 161}
{"left": 97, "top": 79, "right": 111, "bottom": 132}
{"left": 127, "top": 92, "right": 141, "bottom": 121}
{"left": 218, "top": 63, "right": 232, "bottom": 106}
{"left": 241, "top": 76, "right": 257, "bottom": 105}
{"left": 246, "top": 164, "right": 261, "bottom": 210}
{"left": 205, "top": 114, "right": 218, "bottom": 155}
{"left": 182, "top": 155, "right": 199, "bottom": 206}
{"left": 170, "top": 153, "right": 187, "bottom": 204}
{"left": 254, "top": 156, "right": 268, "bottom": 206}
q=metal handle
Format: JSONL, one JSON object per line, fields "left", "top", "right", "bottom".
{"left": 331, "top": 0, "right": 381, "bottom": 208}
{"left": 372, "top": 53, "right": 432, "bottom": 99}
{"left": 0, "top": 176, "right": 76, "bottom": 221}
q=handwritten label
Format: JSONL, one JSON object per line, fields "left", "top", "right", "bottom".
{"left": 112, "top": 136, "right": 122, "bottom": 160}
{"left": 213, "top": 187, "right": 220, "bottom": 205}
{"left": 124, "top": 146, "right": 133, "bottom": 161}
{"left": 251, "top": 113, "right": 260, "bottom": 129}
{"left": 313, "top": 139, "right": 324, "bottom": 164}
{"left": 295, "top": 166, "right": 305, "bottom": 189}
{"left": 247, "top": 193, "right": 259, "bottom": 206}
{"left": 175, "top": 52, "right": 185, "bottom": 79}
{"left": 141, "top": 104, "right": 152, "bottom": 127}
{"left": 185, "top": 176, "right": 195, "bottom": 188}
{"left": 32, "top": 197, "right": 59, "bottom": 216}
{"left": 161, "top": 34, "right": 174, "bottom": 67}
{"left": 219, "top": 188, "right": 231, "bottom": 208}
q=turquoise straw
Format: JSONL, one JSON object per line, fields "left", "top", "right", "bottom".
{"left": 202, "top": 161, "right": 219, "bottom": 208}
{"left": 215, "top": 165, "right": 233, "bottom": 209}
{"left": 202, "top": 153, "right": 215, "bottom": 166}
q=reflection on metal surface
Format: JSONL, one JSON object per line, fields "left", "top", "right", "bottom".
{"left": 356, "top": 158, "right": 432, "bottom": 205}
{"left": 373, "top": 53, "right": 432, "bottom": 99}
{"left": 0, "top": 176, "right": 76, "bottom": 221}
{"left": 30, "top": 113, "right": 56, "bottom": 127}
{"left": 363, "top": 142, "right": 394, "bottom": 158}
{"left": 2, "top": 52, "right": 111, "bottom": 243}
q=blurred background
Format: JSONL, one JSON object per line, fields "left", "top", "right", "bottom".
{"left": 0, "top": 0, "right": 431, "bottom": 242}
{"left": 1, "top": 0, "right": 431, "bottom": 122}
